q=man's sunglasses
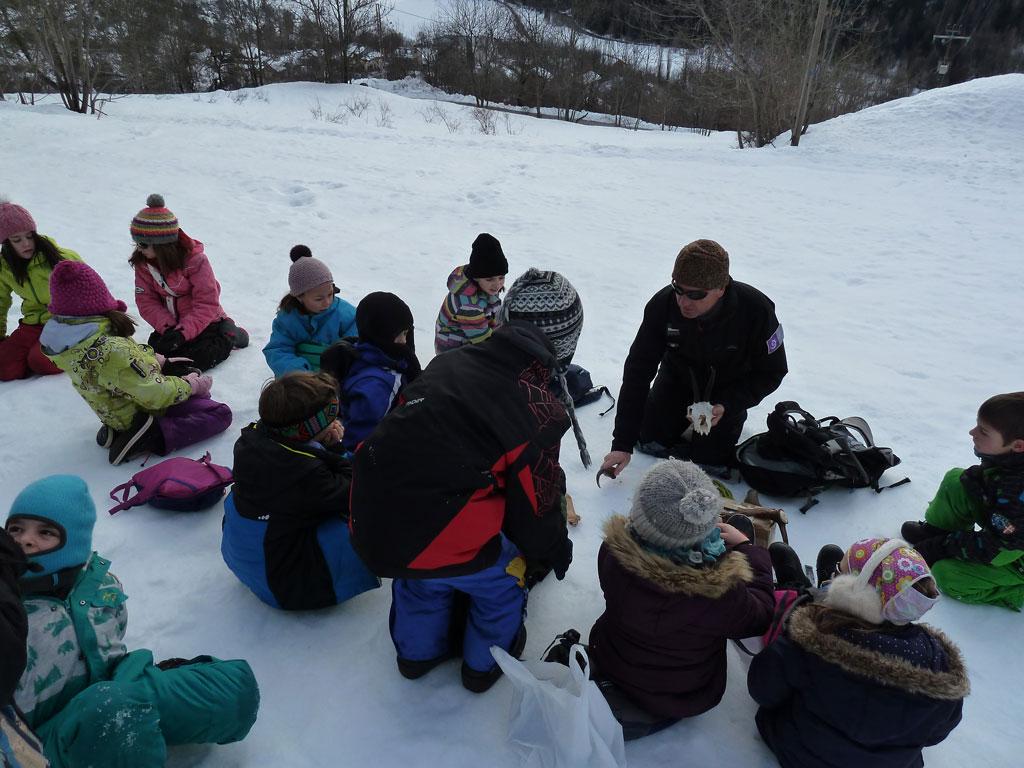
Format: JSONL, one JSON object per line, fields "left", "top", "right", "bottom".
{"left": 671, "top": 282, "right": 709, "bottom": 301}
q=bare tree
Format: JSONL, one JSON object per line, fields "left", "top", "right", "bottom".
{"left": 433, "top": 0, "right": 510, "bottom": 107}
{"left": 1, "top": 0, "right": 120, "bottom": 113}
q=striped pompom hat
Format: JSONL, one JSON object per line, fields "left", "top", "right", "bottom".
{"left": 130, "top": 193, "right": 180, "bottom": 245}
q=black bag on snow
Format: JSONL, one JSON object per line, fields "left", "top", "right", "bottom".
{"left": 736, "top": 401, "right": 908, "bottom": 512}
{"left": 564, "top": 364, "right": 615, "bottom": 414}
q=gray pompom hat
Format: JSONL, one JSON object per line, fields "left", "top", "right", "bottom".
{"left": 627, "top": 460, "right": 723, "bottom": 550}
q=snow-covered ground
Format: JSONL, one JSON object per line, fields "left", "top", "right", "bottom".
{"left": 1, "top": 73, "right": 1021, "bottom": 767}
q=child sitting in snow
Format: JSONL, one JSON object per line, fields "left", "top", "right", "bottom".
{"left": 262, "top": 245, "right": 359, "bottom": 376}
{"left": 6, "top": 474, "right": 260, "bottom": 768}
{"left": 40, "top": 260, "right": 232, "bottom": 465}
{"left": 129, "top": 194, "right": 247, "bottom": 374}
{"left": 748, "top": 537, "right": 968, "bottom": 768}
{"left": 222, "top": 371, "right": 379, "bottom": 611}
{"left": 901, "top": 391, "right": 1024, "bottom": 610}
{"left": 0, "top": 198, "right": 84, "bottom": 382}
{"left": 434, "top": 232, "right": 508, "bottom": 354}
{"left": 319, "top": 291, "right": 420, "bottom": 452}
{"left": 579, "top": 460, "right": 774, "bottom": 739}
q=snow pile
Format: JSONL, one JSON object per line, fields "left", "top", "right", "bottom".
{"left": 0, "top": 75, "right": 1021, "bottom": 767}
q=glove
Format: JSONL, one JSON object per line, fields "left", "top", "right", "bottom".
{"left": 183, "top": 372, "right": 213, "bottom": 398}
{"left": 552, "top": 538, "right": 573, "bottom": 581}
{"left": 154, "top": 352, "right": 167, "bottom": 368}
{"left": 913, "top": 535, "right": 953, "bottom": 566}
{"left": 0, "top": 529, "right": 30, "bottom": 585}
{"left": 153, "top": 328, "right": 185, "bottom": 354}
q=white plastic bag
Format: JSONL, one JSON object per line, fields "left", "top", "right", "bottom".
{"left": 491, "top": 644, "right": 627, "bottom": 768}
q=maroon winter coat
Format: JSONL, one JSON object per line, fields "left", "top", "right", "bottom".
{"left": 588, "top": 516, "right": 774, "bottom": 719}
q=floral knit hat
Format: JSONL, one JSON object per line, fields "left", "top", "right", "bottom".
{"left": 824, "top": 537, "right": 937, "bottom": 625}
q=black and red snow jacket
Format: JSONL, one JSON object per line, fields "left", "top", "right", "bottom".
{"left": 349, "top": 321, "right": 573, "bottom": 580}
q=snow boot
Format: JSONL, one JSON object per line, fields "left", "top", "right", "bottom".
{"left": 900, "top": 520, "right": 946, "bottom": 545}
{"left": 769, "top": 542, "right": 812, "bottom": 589}
{"left": 815, "top": 544, "right": 845, "bottom": 587}
{"left": 96, "top": 425, "right": 114, "bottom": 449}
{"left": 724, "top": 513, "right": 756, "bottom": 544}
{"left": 542, "top": 628, "right": 582, "bottom": 666}
{"left": 461, "top": 625, "right": 526, "bottom": 694}
{"left": 109, "top": 413, "right": 161, "bottom": 466}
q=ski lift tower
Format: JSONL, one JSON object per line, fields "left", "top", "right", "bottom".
{"left": 933, "top": 26, "right": 970, "bottom": 76}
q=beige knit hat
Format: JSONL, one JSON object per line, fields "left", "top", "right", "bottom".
{"left": 627, "top": 460, "right": 723, "bottom": 550}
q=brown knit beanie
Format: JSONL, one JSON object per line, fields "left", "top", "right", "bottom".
{"left": 672, "top": 240, "right": 730, "bottom": 289}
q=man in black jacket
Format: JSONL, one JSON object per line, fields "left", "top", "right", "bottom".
{"left": 350, "top": 269, "right": 585, "bottom": 694}
{"left": 600, "top": 239, "right": 787, "bottom": 476}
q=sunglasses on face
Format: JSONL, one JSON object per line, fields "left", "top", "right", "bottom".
{"left": 671, "top": 282, "right": 709, "bottom": 301}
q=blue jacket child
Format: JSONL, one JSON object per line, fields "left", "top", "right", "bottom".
{"left": 262, "top": 246, "right": 357, "bottom": 376}
{"left": 320, "top": 292, "right": 421, "bottom": 452}
{"left": 5, "top": 475, "right": 259, "bottom": 768}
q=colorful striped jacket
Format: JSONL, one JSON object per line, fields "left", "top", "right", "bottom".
{"left": 434, "top": 265, "right": 502, "bottom": 354}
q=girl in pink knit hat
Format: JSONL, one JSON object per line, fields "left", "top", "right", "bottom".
{"left": 748, "top": 537, "right": 969, "bottom": 768}
{"left": 128, "top": 194, "right": 247, "bottom": 376}
{"left": 0, "top": 198, "right": 84, "bottom": 381}
{"left": 40, "top": 260, "right": 233, "bottom": 465}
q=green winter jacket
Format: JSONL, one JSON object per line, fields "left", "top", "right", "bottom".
{"left": 40, "top": 316, "right": 192, "bottom": 431}
{"left": 16, "top": 555, "right": 261, "bottom": 762}
{"left": 0, "top": 238, "right": 81, "bottom": 337}
{"left": 15, "top": 554, "right": 128, "bottom": 730}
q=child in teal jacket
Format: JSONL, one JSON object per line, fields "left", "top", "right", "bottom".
{"left": 263, "top": 246, "right": 358, "bottom": 376}
{"left": 5, "top": 475, "right": 260, "bottom": 768}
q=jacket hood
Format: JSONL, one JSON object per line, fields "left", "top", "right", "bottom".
{"left": 234, "top": 422, "right": 342, "bottom": 501}
{"left": 39, "top": 316, "right": 103, "bottom": 356}
{"left": 602, "top": 515, "right": 754, "bottom": 598}
{"left": 495, "top": 320, "right": 558, "bottom": 371}
{"left": 787, "top": 605, "right": 970, "bottom": 701}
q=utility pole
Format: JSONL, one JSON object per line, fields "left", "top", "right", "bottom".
{"left": 790, "top": 0, "right": 828, "bottom": 147}
{"left": 933, "top": 27, "right": 970, "bottom": 76}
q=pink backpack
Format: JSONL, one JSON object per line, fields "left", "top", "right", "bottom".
{"left": 109, "top": 452, "right": 233, "bottom": 514}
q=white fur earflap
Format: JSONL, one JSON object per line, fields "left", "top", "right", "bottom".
{"left": 822, "top": 573, "right": 885, "bottom": 624}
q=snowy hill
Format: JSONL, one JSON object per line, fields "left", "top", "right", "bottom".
{"left": 1, "top": 74, "right": 1021, "bottom": 767}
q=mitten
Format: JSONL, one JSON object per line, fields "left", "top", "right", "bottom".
{"left": 154, "top": 328, "right": 185, "bottom": 354}
{"left": 552, "top": 538, "right": 573, "bottom": 581}
{"left": 183, "top": 372, "right": 213, "bottom": 398}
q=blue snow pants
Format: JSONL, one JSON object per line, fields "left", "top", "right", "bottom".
{"left": 390, "top": 537, "right": 526, "bottom": 673}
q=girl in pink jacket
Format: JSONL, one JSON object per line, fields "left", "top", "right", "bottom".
{"left": 129, "top": 194, "right": 248, "bottom": 373}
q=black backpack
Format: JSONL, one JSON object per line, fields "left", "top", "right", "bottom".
{"left": 736, "top": 401, "right": 909, "bottom": 512}
{"left": 564, "top": 364, "right": 615, "bottom": 415}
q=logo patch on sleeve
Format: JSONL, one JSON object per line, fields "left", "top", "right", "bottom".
{"left": 130, "top": 360, "right": 147, "bottom": 378}
{"left": 766, "top": 325, "right": 784, "bottom": 354}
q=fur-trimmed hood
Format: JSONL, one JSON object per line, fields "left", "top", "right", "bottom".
{"left": 602, "top": 515, "right": 753, "bottom": 598}
{"left": 787, "top": 605, "right": 970, "bottom": 701}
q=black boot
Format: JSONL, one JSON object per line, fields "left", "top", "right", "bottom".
{"left": 900, "top": 521, "right": 946, "bottom": 545}
{"left": 542, "top": 628, "right": 582, "bottom": 666}
{"left": 461, "top": 625, "right": 527, "bottom": 694}
{"left": 815, "top": 544, "right": 845, "bottom": 587}
{"left": 108, "top": 413, "right": 162, "bottom": 466}
{"left": 397, "top": 652, "right": 455, "bottom": 680}
{"left": 96, "top": 425, "right": 113, "bottom": 449}
{"left": 724, "top": 513, "right": 756, "bottom": 544}
{"left": 769, "top": 542, "right": 811, "bottom": 589}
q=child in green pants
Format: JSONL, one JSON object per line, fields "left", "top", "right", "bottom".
{"left": 901, "top": 392, "right": 1024, "bottom": 610}
{"left": 5, "top": 475, "right": 260, "bottom": 767}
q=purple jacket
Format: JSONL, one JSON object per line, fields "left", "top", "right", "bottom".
{"left": 588, "top": 516, "right": 774, "bottom": 719}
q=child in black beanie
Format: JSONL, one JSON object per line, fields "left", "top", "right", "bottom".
{"left": 330, "top": 291, "right": 421, "bottom": 451}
